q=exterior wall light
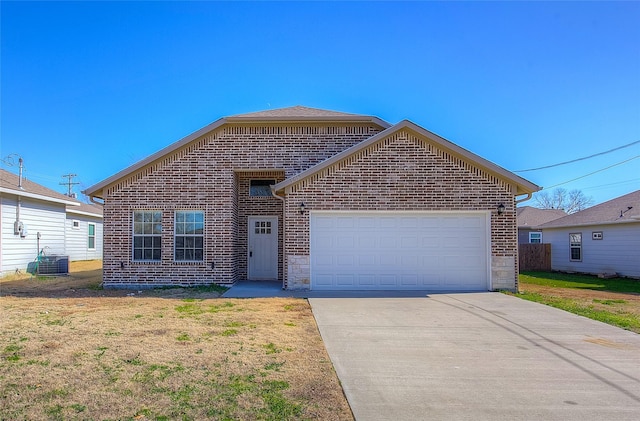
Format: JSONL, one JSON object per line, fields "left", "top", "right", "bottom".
{"left": 299, "top": 202, "right": 306, "bottom": 214}
{"left": 497, "top": 203, "right": 505, "bottom": 215}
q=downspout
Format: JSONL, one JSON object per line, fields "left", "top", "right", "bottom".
{"left": 270, "top": 186, "right": 286, "bottom": 290}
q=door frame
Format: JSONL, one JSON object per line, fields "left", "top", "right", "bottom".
{"left": 247, "top": 215, "right": 279, "bottom": 280}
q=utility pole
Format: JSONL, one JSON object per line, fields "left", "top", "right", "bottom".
{"left": 60, "top": 173, "right": 80, "bottom": 197}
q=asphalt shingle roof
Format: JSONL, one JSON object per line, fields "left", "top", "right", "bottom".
{"left": 538, "top": 190, "right": 640, "bottom": 228}
{"left": 0, "top": 169, "right": 76, "bottom": 203}
{"left": 517, "top": 206, "right": 567, "bottom": 227}
{"left": 229, "top": 105, "right": 360, "bottom": 118}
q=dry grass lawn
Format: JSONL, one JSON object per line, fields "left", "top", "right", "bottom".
{"left": 0, "top": 261, "right": 353, "bottom": 420}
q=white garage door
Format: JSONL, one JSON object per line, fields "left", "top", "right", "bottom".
{"left": 310, "top": 212, "right": 489, "bottom": 291}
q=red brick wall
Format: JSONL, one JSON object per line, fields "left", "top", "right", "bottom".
{"left": 101, "top": 123, "right": 381, "bottom": 287}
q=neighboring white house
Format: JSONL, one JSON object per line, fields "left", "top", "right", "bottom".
{"left": 0, "top": 169, "right": 103, "bottom": 276}
{"left": 65, "top": 202, "right": 104, "bottom": 262}
{"left": 538, "top": 190, "right": 640, "bottom": 278}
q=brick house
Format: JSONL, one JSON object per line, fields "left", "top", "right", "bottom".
{"left": 84, "top": 106, "right": 539, "bottom": 291}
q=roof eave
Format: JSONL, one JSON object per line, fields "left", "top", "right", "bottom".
{"left": 225, "top": 115, "right": 391, "bottom": 129}
{"left": 66, "top": 209, "right": 103, "bottom": 218}
{"left": 540, "top": 219, "right": 640, "bottom": 229}
{"left": 1, "top": 187, "right": 80, "bottom": 206}
{"left": 274, "top": 120, "right": 540, "bottom": 195}
{"left": 83, "top": 118, "right": 227, "bottom": 198}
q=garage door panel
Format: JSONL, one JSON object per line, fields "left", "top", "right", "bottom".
{"left": 336, "top": 274, "right": 355, "bottom": 286}
{"left": 310, "top": 212, "right": 488, "bottom": 291}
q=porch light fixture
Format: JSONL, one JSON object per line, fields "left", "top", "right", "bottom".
{"left": 497, "top": 203, "right": 505, "bottom": 215}
{"left": 299, "top": 202, "right": 306, "bottom": 215}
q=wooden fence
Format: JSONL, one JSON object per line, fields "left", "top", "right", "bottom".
{"left": 519, "top": 243, "right": 551, "bottom": 272}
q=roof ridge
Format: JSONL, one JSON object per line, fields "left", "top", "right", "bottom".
{"left": 229, "top": 105, "right": 363, "bottom": 118}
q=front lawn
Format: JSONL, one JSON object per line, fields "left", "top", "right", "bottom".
{"left": 516, "top": 271, "right": 640, "bottom": 334}
{"left": 0, "top": 261, "right": 353, "bottom": 420}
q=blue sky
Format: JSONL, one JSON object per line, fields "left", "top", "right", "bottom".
{"left": 2, "top": 1, "right": 639, "bottom": 206}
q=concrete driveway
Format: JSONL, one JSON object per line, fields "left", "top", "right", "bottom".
{"left": 309, "top": 293, "right": 640, "bottom": 421}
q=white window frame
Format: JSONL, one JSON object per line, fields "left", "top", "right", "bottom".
{"left": 132, "top": 211, "right": 162, "bottom": 262}
{"left": 72, "top": 220, "right": 80, "bottom": 229}
{"left": 570, "top": 233, "right": 582, "bottom": 262}
{"left": 174, "top": 210, "right": 204, "bottom": 262}
{"left": 529, "top": 232, "right": 542, "bottom": 243}
{"left": 88, "top": 223, "right": 96, "bottom": 250}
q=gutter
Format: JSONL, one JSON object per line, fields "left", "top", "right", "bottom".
{"left": 515, "top": 192, "right": 534, "bottom": 204}
{"left": 89, "top": 195, "right": 105, "bottom": 206}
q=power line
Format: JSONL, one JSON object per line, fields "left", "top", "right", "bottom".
{"left": 543, "top": 155, "right": 640, "bottom": 190}
{"left": 514, "top": 139, "right": 640, "bottom": 172}
{"left": 60, "top": 173, "right": 80, "bottom": 197}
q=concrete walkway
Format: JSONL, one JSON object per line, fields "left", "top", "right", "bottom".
{"left": 309, "top": 293, "right": 640, "bottom": 421}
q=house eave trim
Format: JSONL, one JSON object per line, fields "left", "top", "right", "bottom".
{"left": 0, "top": 187, "right": 80, "bottom": 206}
{"left": 225, "top": 115, "right": 391, "bottom": 129}
{"left": 83, "top": 117, "right": 227, "bottom": 197}
{"left": 273, "top": 120, "right": 540, "bottom": 194}
{"left": 66, "top": 209, "right": 103, "bottom": 218}
{"left": 541, "top": 220, "right": 640, "bottom": 229}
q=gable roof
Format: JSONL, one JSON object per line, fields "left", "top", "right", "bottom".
{"left": 84, "top": 106, "right": 389, "bottom": 199}
{"left": 273, "top": 120, "right": 540, "bottom": 196}
{"left": 227, "top": 105, "right": 390, "bottom": 126}
{"left": 539, "top": 190, "right": 640, "bottom": 229}
{"left": 0, "top": 169, "right": 80, "bottom": 206}
{"left": 516, "top": 206, "right": 566, "bottom": 228}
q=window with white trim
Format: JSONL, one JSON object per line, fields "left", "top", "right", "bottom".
{"left": 72, "top": 220, "right": 80, "bottom": 229}
{"left": 529, "top": 232, "right": 542, "bottom": 243}
{"left": 570, "top": 233, "right": 582, "bottom": 261}
{"left": 88, "top": 223, "right": 96, "bottom": 250}
{"left": 174, "top": 210, "right": 204, "bottom": 261}
{"left": 133, "top": 211, "right": 162, "bottom": 261}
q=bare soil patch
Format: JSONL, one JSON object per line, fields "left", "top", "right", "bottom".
{"left": 1, "top": 261, "right": 353, "bottom": 420}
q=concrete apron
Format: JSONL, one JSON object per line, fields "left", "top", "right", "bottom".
{"left": 309, "top": 292, "right": 640, "bottom": 421}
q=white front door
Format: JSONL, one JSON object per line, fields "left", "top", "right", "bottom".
{"left": 248, "top": 216, "right": 278, "bottom": 280}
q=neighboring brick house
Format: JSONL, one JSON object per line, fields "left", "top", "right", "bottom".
{"left": 516, "top": 206, "right": 566, "bottom": 244}
{"left": 84, "top": 106, "right": 539, "bottom": 291}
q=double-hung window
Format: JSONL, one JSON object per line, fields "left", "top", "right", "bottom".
{"left": 133, "top": 211, "right": 162, "bottom": 261}
{"left": 88, "top": 223, "right": 96, "bottom": 250}
{"left": 529, "top": 232, "right": 542, "bottom": 244}
{"left": 174, "top": 210, "right": 204, "bottom": 261}
{"left": 569, "top": 233, "right": 582, "bottom": 261}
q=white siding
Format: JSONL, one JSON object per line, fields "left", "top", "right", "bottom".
{"left": 1, "top": 195, "right": 67, "bottom": 275}
{"left": 544, "top": 223, "right": 640, "bottom": 278}
{"left": 65, "top": 215, "right": 103, "bottom": 261}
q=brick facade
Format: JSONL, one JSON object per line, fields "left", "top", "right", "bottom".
{"left": 91, "top": 108, "right": 535, "bottom": 291}
{"left": 280, "top": 130, "right": 519, "bottom": 290}
{"left": 101, "top": 123, "right": 381, "bottom": 288}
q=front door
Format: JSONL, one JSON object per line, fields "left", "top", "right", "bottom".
{"left": 248, "top": 216, "right": 278, "bottom": 280}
